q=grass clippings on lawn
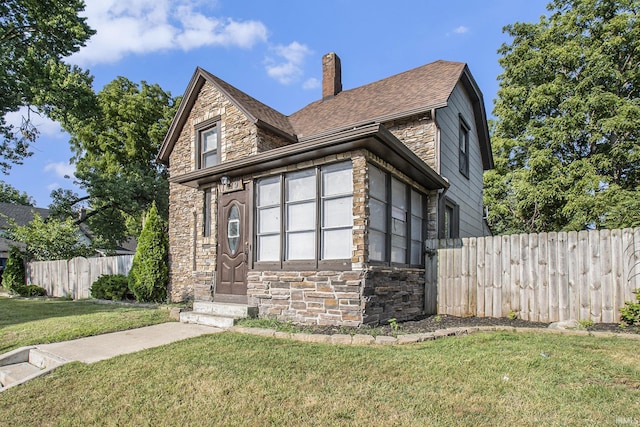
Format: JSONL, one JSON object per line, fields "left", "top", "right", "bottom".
{"left": 1, "top": 332, "right": 638, "bottom": 426}
{"left": 0, "top": 296, "right": 175, "bottom": 353}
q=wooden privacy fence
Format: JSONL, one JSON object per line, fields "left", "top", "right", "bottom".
{"left": 425, "top": 228, "right": 640, "bottom": 323}
{"left": 26, "top": 255, "right": 134, "bottom": 300}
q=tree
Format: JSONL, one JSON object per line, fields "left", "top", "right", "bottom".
{"left": 486, "top": 0, "right": 640, "bottom": 235}
{"left": 0, "top": 0, "right": 95, "bottom": 172}
{"left": 57, "top": 77, "right": 177, "bottom": 250}
{"left": 0, "top": 181, "right": 34, "bottom": 205}
{"left": 128, "top": 203, "right": 168, "bottom": 303}
{"left": 7, "top": 213, "right": 93, "bottom": 261}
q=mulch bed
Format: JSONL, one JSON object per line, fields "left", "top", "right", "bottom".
{"left": 301, "top": 314, "right": 640, "bottom": 336}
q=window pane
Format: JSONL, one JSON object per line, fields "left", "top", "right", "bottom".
{"left": 411, "top": 241, "right": 422, "bottom": 265}
{"left": 287, "top": 202, "right": 316, "bottom": 231}
{"left": 258, "top": 235, "right": 280, "bottom": 261}
{"left": 259, "top": 207, "right": 280, "bottom": 234}
{"left": 286, "top": 231, "right": 315, "bottom": 260}
{"left": 322, "top": 228, "right": 351, "bottom": 259}
{"left": 258, "top": 176, "right": 281, "bottom": 206}
{"left": 202, "top": 151, "right": 217, "bottom": 168}
{"left": 370, "top": 199, "right": 387, "bottom": 231}
{"left": 392, "top": 217, "right": 406, "bottom": 237}
{"left": 391, "top": 246, "right": 406, "bottom": 264}
{"left": 286, "top": 169, "right": 315, "bottom": 202}
{"left": 411, "top": 216, "right": 422, "bottom": 240}
{"left": 369, "top": 230, "right": 386, "bottom": 261}
{"left": 323, "top": 196, "right": 352, "bottom": 228}
{"left": 411, "top": 190, "right": 423, "bottom": 216}
{"left": 202, "top": 128, "right": 217, "bottom": 152}
{"left": 369, "top": 165, "right": 386, "bottom": 200}
{"left": 391, "top": 178, "right": 406, "bottom": 209}
{"left": 392, "top": 234, "right": 407, "bottom": 249}
{"left": 323, "top": 163, "right": 352, "bottom": 197}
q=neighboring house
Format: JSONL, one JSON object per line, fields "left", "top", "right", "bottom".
{"left": 158, "top": 53, "right": 493, "bottom": 326}
{"left": 0, "top": 203, "right": 135, "bottom": 270}
{"left": 0, "top": 203, "right": 50, "bottom": 271}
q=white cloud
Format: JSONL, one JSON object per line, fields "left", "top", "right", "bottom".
{"left": 302, "top": 77, "right": 320, "bottom": 90}
{"left": 3, "top": 107, "right": 64, "bottom": 138}
{"left": 265, "top": 42, "right": 312, "bottom": 85}
{"left": 44, "top": 162, "right": 75, "bottom": 179}
{"left": 68, "top": 0, "right": 268, "bottom": 66}
{"left": 453, "top": 25, "right": 469, "bottom": 34}
{"left": 47, "top": 182, "right": 61, "bottom": 191}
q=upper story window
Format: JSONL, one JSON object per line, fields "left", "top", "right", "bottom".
{"left": 369, "top": 164, "right": 426, "bottom": 267}
{"left": 196, "top": 118, "right": 221, "bottom": 169}
{"left": 459, "top": 115, "right": 470, "bottom": 178}
{"left": 255, "top": 161, "right": 353, "bottom": 269}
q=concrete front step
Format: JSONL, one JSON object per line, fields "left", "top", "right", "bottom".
{"left": 180, "top": 311, "right": 236, "bottom": 328}
{"left": 181, "top": 302, "right": 258, "bottom": 328}
{"left": 192, "top": 301, "right": 258, "bottom": 318}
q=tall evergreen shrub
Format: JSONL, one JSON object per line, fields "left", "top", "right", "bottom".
{"left": 128, "top": 203, "right": 168, "bottom": 302}
{"left": 3, "top": 247, "right": 26, "bottom": 292}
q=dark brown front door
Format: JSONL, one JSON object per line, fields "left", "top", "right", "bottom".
{"left": 216, "top": 189, "right": 248, "bottom": 303}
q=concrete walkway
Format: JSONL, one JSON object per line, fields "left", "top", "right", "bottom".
{"left": 38, "top": 322, "right": 222, "bottom": 364}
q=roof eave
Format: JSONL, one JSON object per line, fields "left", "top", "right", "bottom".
{"left": 170, "top": 123, "right": 448, "bottom": 190}
{"left": 458, "top": 66, "right": 494, "bottom": 170}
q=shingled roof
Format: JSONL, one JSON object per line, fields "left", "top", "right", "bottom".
{"left": 289, "top": 60, "right": 466, "bottom": 138}
{"left": 158, "top": 57, "right": 492, "bottom": 170}
{"left": 0, "top": 202, "right": 49, "bottom": 230}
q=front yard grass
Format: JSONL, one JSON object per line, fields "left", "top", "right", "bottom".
{"left": 0, "top": 296, "right": 174, "bottom": 353}
{"left": 1, "top": 331, "right": 638, "bottom": 426}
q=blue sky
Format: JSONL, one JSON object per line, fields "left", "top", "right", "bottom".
{"left": 4, "top": 0, "right": 549, "bottom": 207}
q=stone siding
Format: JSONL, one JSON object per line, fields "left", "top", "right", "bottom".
{"left": 247, "top": 270, "right": 364, "bottom": 326}
{"left": 362, "top": 267, "right": 426, "bottom": 324}
{"left": 385, "top": 113, "right": 437, "bottom": 171}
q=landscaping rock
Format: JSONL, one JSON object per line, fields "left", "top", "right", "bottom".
{"left": 548, "top": 319, "right": 581, "bottom": 330}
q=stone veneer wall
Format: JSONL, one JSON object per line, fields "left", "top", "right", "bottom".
{"left": 384, "top": 113, "right": 437, "bottom": 171}
{"left": 247, "top": 270, "right": 364, "bottom": 326}
{"left": 362, "top": 267, "right": 426, "bottom": 324}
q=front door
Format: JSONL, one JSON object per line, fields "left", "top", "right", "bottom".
{"left": 216, "top": 189, "right": 248, "bottom": 303}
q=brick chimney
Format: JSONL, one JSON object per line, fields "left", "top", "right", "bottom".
{"left": 322, "top": 52, "right": 342, "bottom": 100}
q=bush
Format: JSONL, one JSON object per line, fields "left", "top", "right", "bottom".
{"left": 90, "top": 274, "right": 133, "bottom": 301}
{"left": 620, "top": 289, "right": 640, "bottom": 326}
{"left": 3, "top": 247, "right": 26, "bottom": 293}
{"left": 129, "top": 203, "right": 168, "bottom": 303}
{"left": 14, "top": 284, "right": 47, "bottom": 297}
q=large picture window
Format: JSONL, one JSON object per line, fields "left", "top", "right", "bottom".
{"left": 255, "top": 162, "right": 353, "bottom": 268}
{"left": 368, "top": 164, "right": 425, "bottom": 267}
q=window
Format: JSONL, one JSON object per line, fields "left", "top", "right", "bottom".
{"left": 459, "top": 115, "right": 470, "bottom": 178}
{"left": 440, "top": 198, "right": 459, "bottom": 239}
{"left": 255, "top": 162, "right": 353, "bottom": 268}
{"left": 203, "top": 188, "right": 212, "bottom": 237}
{"left": 197, "top": 119, "right": 220, "bottom": 169}
{"left": 368, "top": 164, "right": 426, "bottom": 267}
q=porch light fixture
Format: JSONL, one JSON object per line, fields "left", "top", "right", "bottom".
{"left": 221, "top": 176, "right": 230, "bottom": 186}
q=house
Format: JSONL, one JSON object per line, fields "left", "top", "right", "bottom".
{"left": 157, "top": 53, "right": 493, "bottom": 326}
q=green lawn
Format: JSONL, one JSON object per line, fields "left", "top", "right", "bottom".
{"left": 0, "top": 296, "right": 175, "bottom": 353}
{"left": 1, "top": 331, "right": 638, "bottom": 426}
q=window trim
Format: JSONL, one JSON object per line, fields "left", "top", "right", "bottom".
{"left": 459, "top": 114, "right": 470, "bottom": 179}
{"left": 368, "top": 164, "right": 426, "bottom": 268}
{"left": 195, "top": 117, "right": 221, "bottom": 169}
{"left": 254, "top": 161, "right": 353, "bottom": 271}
